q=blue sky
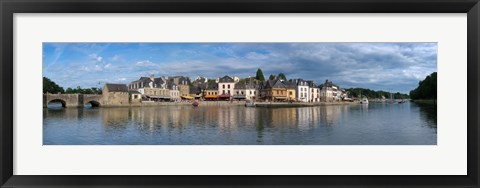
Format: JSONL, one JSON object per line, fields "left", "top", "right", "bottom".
{"left": 43, "top": 43, "right": 437, "bottom": 93}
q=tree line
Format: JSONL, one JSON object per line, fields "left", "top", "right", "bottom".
{"left": 409, "top": 72, "right": 437, "bottom": 100}
{"left": 345, "top": 88, "right": 409, "bottom": 99}
{"left": 43, "top": 77, "right": 102, "bottom": 94}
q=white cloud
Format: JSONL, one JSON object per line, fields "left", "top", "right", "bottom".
{"left": 135, "top": 60, "right": 157, "bottom": 67}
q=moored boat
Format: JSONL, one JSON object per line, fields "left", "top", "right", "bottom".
{"left": 192, "top": 101, "right": 199, "bottom": 107}
{"left": 245, "top": 100, "right": 255, "bottom": 107}
{"left": 359, "top": 97, "right": 369, "bottom": 104}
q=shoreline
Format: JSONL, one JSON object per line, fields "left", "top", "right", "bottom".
{"left": 98, "top": 101, "right": 357, "bottom": 108}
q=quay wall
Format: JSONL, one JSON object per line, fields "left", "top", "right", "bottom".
{"left": 255, "top": 101, "right": 356, "bottom": 108}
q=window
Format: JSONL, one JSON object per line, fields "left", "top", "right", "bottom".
{"left": 228, "top": 85, "right": 230, "bottom": 89}
{"left": 250, "top": 91, "right": 252, "bottom": 95}
{"left": 228, "top": 90, "right": 230, "bottom": 94}
{"left": 223, "top": 85, "right": 225, "bottom": 89}
{"left": 277, "top": 91, "right": 279, "bottom": 95}
{"left": 290, "top": 91, "right": 292, "bottom": 95}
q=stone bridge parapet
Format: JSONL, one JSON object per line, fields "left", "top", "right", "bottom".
{"left": 43, "top": 94, "right": 103, "bottom": 108}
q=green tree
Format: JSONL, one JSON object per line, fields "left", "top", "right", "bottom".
{"left": 278, "top": 73, "right": 287, "bottom": 80}
{"left": 269, "top": 74, "right": 276, "bottom": 80}
{"left": 255, "top": 68, "right": 265, "bottom": 81}
{"left": 43, "top": 77, "right": 64, "bottom": 94}
{"left": 410, "top": 72, "right": 437, "bottom": 100}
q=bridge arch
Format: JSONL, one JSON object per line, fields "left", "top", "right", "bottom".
{"left": 47, "top": 99, "right": 67, "bottom": 108}
{"left": 85, "top": 100, "right": 101, "bottom": 108}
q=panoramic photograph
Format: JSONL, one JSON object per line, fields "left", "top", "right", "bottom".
{"left": 43, "top": 43, "right": 437, "bottom": 145}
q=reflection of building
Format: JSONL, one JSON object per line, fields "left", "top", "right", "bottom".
{"left": 101, "top": 108, "right": 129, "bottom": 128}
{"left": 102, "top": 83, "right": 129, "bottom": 106}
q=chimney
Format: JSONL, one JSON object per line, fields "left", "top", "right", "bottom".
{"left": 150, "top": 74, "right": 154, "bottom": 81}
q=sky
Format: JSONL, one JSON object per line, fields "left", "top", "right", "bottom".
{"left": 43, "top": 43, "right": 437, "bottom": 94}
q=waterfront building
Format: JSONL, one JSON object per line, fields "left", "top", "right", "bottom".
{"left": 233, "top": 82, "right": 258, "bottom": 101}
{"left": 128, "top": 90, "right": 142, "bottom": 103}
{"left": 168, "top": 76, "right": 191, "bottom": 97}
{"left": 217, "top": 75, "right": 237, "bottom": 101}
{"left": 319, "top": 79, "right": 338, "bottom": 102}
{"left": 167, "top": 81, "right": 180, "bottom": 102}
{"left": 233, "top": 83, "right": 247, "bottom": 101}
{"left": 261, "top": 79, "right": 288, "bottom": 102}
{"left": 307, "top": 81, "right": 320, "bottom": 102}
{"left": 285, "top": 81, "right": 297, "bottom": 102}
{"left": 204, "top": 81, "right": 219, "bottom": 101}
{"left": 188, "top": 86, "right": 203, "bottom": 100}
{"left": 290, "top": 79, "right": 310, "bottom": 102}
{"left": 102, "top": 83, "right": 129, "bottom": 106}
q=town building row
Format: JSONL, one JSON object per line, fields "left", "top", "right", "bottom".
{"left": 104, "top": 74, "right": 348, "bottom": 103}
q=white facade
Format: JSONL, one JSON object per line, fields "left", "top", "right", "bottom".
{"left": 245, "top": 88, "right": 258, "bottom": 100}
{"left": 169, "top": 85, "right": 180, "bottom": 101}
{"left": 219, "top": 82, "right": 235, "bottom": 95}
{"left": 295, "top": 80, "right": 310, "bottom": 102}
{"left": 311, "top": 87, "right": 320, "bottom": 102}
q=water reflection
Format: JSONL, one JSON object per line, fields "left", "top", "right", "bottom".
{"left": 43, "top": 102, "right": 437, "bottom": 145}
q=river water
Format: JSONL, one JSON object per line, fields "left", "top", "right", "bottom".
{"left": 43, "top": 102, "right": 437, "bottom": 145}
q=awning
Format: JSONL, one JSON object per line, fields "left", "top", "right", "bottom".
{"left": 204, "top": 95, "right": 218, "bottom": 99}
{"left": 181, "top": 96, "right": 195, "bottom": 100}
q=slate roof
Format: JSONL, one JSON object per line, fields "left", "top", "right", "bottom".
{"left": 218, "top": 75, "right": 234, "bottom": 83}
{"left": 263, "top": 79, "right": 287, "bottom": 89}
{"left": 234, "top": 83, "right": 246, "bottom": 89}
{"left": 319, "top": 80, "right": 338, "bottom": 88}
{"left": 105, "top": 83, "right": 128, "bottom": 92}
{"left": 206, "top": 82, "right": 218, "bottom": 90}
{"left": 166, "top": 80, "right": 178, "bottom": 90}
{"left": 154, "top": 77, "right": 166, "bottom": 88}
{"left": 284, "top": 81, "right": 297, "bottom": 89}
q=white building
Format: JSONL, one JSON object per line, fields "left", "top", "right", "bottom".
{"left": 307, "top": 81, "right": 320, "bottom": 102}
{"left": 217, "top": 75, "right": 237, "bottom": 96}
{"left": 291, "top": 79, "right": 310, "bottom": 102}
{"left": 233, "top": 83, "right": 258, "bottom": 101}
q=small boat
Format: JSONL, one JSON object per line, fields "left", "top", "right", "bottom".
{"left": 398, "top": 100, "right": 405, "bottom": 104}
{"left": 192, "top": 101, "right": 199, "bottom": 107}
{"left": 359, "top": 97, "right": 369, "bottom": 104}
{"left": 245, "top": 100, "right": 255, "bottom": 107}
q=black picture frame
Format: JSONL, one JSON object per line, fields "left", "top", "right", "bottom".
{"left": 1, "top": 0, "right": 479, "bottom": 187}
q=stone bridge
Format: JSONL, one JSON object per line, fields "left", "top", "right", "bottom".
{"left": 43, "top": 94, "right": 103, "bottom": 108}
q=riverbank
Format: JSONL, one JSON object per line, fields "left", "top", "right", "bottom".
{"left": 411, "top": 99, "right": 437, "bottom": 105}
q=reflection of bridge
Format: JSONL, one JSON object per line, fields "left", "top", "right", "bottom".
{"left": 43, "top": 94, "right": 103, "bottom": 108}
